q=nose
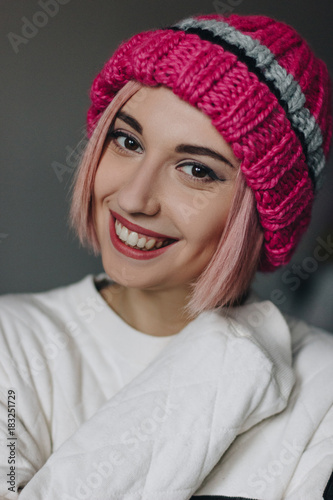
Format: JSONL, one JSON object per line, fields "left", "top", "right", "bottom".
{"left": 117, "top": 158, "right": 162, "bottom": 216}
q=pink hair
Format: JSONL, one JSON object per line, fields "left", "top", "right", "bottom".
{"left": 69, "top": 80, "right": 143, "bottom": 253}
{"left": 68, "top": 81, "right": 264, "bottom": 317}
{"left": 185, "top": 169, "right": 264, "bottom": 319}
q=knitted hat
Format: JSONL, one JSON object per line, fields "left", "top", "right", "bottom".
{"left": 87, "top": 14, "right": 332, "bottom": 272}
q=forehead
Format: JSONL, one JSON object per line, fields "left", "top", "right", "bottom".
{"left": 119, "top": 85, "right": 238, "bottom": 162}
{"left": 121, "top": 85, "right": 210, "bottom": 128}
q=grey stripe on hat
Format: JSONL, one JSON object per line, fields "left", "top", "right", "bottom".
{"left": 172, "top": 17, "right": 325, "bottom": 187}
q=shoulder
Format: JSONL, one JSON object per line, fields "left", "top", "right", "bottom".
{"left": 227, "top": 294, "right": 333, "bottom": 412}
{"left": 284, "top": 312, "right": 333, "bottom": 374}
{"left": 239, "top": 290, "right": 333, "bottom": 369}
{"left": 0, "top": 274, "right": 96, "bottom": 330}
{"left": 0, "top": 274, "right": 104, "bottom": 419}
{"left": 0, "top": 274, "right": 98, "bottom": 372}
{"left": 196, "top": 303, "right": 333, "bottom": 497}
{"left": 282, "top": 313, "right": 333, "bottom": 427}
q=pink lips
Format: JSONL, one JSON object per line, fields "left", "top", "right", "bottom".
{"left": 109, "top": 211, "right": 178, "bottom": 260}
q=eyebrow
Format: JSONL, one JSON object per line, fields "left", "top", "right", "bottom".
{"left": 175, "top": 144, "right": 235, "bottom": 169}
{"left": 115, "top": 111, "right": 236, "bottom": 169}
{"left": 116, "top": 111, "right": 142, "bottom": 134}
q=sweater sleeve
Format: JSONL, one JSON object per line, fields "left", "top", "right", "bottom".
{"left": 280, "top": 319, "right": 333, "bottom": 500}
{"left": 0, "top": 312, "right": 52, "bottom": 499}
{"left": 0, "top": 310, "right": 295, "bottom": 500}
{"left": 283, "top": 403, "right": 333, "bottom": 500}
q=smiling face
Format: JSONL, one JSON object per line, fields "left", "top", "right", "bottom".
{"left": 92, "top": 85, "right": 240, "bottom": 293}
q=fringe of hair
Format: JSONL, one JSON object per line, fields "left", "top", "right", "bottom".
{"left": 68, "top": 80, "right": 144, "bottom": 254}
{"left": 184, "top": 170, "right": 264, "bottom": 320}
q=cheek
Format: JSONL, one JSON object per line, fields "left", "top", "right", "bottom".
{"left": 92, "top": 161, "right": 112, "bottom": 234}
{"left": 94, "top": 150, "right": 132, "bottom": 204}
{"left": 93, "top": 154, "right": 125, "bottom": 207}
{"left": 195, "top": 213, "right": 226, "bottom": 248}
{"left": 93, "top": 158, "right": 112, "bottom": 200}
{"left": 180, "top": 187, "right": 234, "bottom": 247}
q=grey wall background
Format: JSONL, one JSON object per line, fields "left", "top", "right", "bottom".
{"left": 1, "top": 0, "right": 333, "bottom": 330}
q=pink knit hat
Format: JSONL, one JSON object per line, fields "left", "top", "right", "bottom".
{"left": 87, "top": 14, "right": 332, "bottom": 272}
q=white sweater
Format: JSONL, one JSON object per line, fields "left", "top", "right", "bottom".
{"left": 0, "top": 273, "right": 332, "bottom": 500}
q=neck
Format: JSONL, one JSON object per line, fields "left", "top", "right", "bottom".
{"left": 100, "top": 283, "right": 196, "bottom": 337}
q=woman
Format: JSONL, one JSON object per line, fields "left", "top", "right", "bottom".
{"left": 0, "top": 13, "right": 332, "bottom": 500}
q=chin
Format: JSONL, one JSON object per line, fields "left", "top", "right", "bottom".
{"left": 101, "top": 258, "right": 162, "bottom": 290}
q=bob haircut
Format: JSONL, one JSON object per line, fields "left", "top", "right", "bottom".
{"left": 69, "top": 80, "right": 264, "bottom": 319}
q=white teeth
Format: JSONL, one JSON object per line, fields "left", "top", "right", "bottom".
{"left": 145, "top": 238, "right": 156, "bottom": 250}
{"left": 115, "top": 220, "right": 121, "bottom": 236}
{"left": 119, "top": 226, "right": 129, "bottom": 242}
{"left": 127, "top": 232, "right": 139, "bottom": 247}
{"left": 114, "top": 217, "right": 172, "bottom": 251}
{"left": 137, "top": 237, "right": 147, "bottom": 248}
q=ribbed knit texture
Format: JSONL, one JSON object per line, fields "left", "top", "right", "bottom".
{"left": 87, "top": 14, "right": 332, "bottom": 271}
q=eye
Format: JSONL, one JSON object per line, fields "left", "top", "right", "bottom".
{"left": 108, "top": 130, "right": 143, "bottom": 153}
{"left": 177, "top": 162, "right": 223, "bottom": 183}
